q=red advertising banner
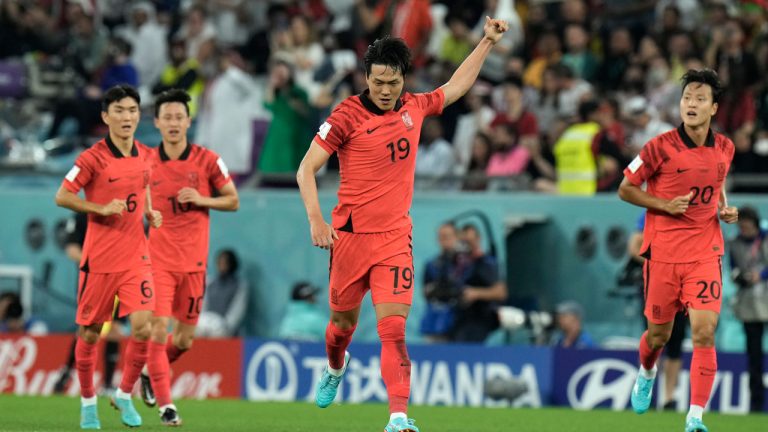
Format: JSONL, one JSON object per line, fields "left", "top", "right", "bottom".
{"left": 0, "top": 334, "right": 241, "bottom": 398}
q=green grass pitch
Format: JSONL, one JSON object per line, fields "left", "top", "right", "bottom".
{"left": 1, "top": 395, "right": 764, "bottom": 431}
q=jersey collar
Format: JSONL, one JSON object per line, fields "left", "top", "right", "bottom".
{"left": 677, "top": 124, "right": 715, "bottom": 149}
{"left": 159, "top": 142, "right": 192, "bottom": 161}
{"left": 105, "top": 135, "right": 138, "bottom": 158}
{"left": 358, "top": 90, "right": 403, "bottom": 115}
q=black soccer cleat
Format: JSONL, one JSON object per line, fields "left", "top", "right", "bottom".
{"left": 160, "top": 407, "right": 182, "bottom": 427}
{"left": 140, "top": 372, "right": 156, "bottom": 407}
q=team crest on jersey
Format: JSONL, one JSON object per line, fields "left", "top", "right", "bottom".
{"left": 401, "top": 111, "right": 414, "bottom": 130}
{"left": 717, "top": 162, "right": 726, "bottom": 182}
{"left": 188, "top": 172, "right": 199, "bottom": 188}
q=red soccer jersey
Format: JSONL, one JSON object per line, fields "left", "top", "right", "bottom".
{"left": 62, "top": 137, "right": 152, "bottom": 273}
{"left": 623, "top": 125, "right": 735, "bottom": 263}
{"left": 147, "top": 143, "right": 231, "bottom": 272}
{"left": 314, "top": 89, "right": 445, "bottom": 233}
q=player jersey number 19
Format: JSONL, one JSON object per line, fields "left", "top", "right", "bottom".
{"left": 386, "top": 138, "right": 410, "bottom": 163}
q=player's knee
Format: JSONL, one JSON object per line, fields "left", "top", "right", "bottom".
{"left": 151, "top": 323, "right": 168, "bottom": 343}
{"left": 177, "top": 334, "right": 194, "bottom": 351}
{"left": 132, "top": 321, "right": 152, "bottom": 341}
{"left": 691, "top": 324, "right": 716, "bottom": 347}
{"left": 377, "top": 315, "right": 406, "bottom": 342}
{"left": 80, "top": 326, "right": 101, "bottom": 344}
{"left": 330, "top": 314, "right": 358, "bottom": 330}
{"left": 647, "top": 331, "right": 671, "bottom": 349}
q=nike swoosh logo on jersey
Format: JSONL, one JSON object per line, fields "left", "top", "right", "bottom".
{"left": 152, "top": 181, "right": 162, "bottom": 186}
{"left": 108, "top": 177, "right": 120, "bottom": 182}
{"left": 676, "top": 168, "right": 690, "bottom": 174}
{"left": 367, "top": 120, "right": 400, "bottom": 134}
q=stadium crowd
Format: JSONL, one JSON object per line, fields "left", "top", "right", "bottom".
{"left": 2, "top": 0, "right": 768, "bottom": 191}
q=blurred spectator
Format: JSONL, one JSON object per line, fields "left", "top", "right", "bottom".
{"left": 486, "top": 123, "right": 529, "bottom": 177}
{"left": 355, "top": 0, "right": 432, "bottom": 66}
{"left": 644, "top": 56, "right": 679, "bottom": 125}
{"left": 197, "top": 249, "right": 248, "bottom": 337}
{"left": 623, "top": 96, "right": 674, "bottom": 156}
{"left": 0, "top": 0, "right": 60, "bottom": 58}
{"left": 561, "top": 24, "right": 598, "bottom": 81}
{"left": 176, "top": 4, "right": 216, "bottom": 74}
{"left": 452, "top": 224, "right": 507, "bottom": 343}
{"left": 553, "top": 100, "right": 602, "bottom": 195}
{"left": 595, "top": 26, "right": 633, "bottom": 92}
{"left": 152, "top": 38, "right": 205, "bottom": 117}
{"left": 271, "top": 14, "right": 325, "bottom": 102}
{"left": 420, "top": 222, "right": 470, "bottom": 342}
{"left": 553, "top": 300, "right": 594, "bottom": 348}
{"left": 196, "top": 50, "right": 263, "bottom": 180}
{"left": 490, "top": 76, "right": 539, "bottom": 150}
{"left": 728, "top": 206, "right": 768, "bottom": 413}
{"left": 258, "top": 60, "right": 313, "bottom": 176}
{"left": 115, "top": 2, "right": 168, "bottom": 88}
{"left": 208, "top": 0, "right": 255, "bottom": 48}
{"left": 0, "top": 292, "right": 47, "bottom": 334}
{"left": 452, "top": 83, "right": 495, "bottom": 175}
{"left": 439, "top": 12, "right": 473, "bottom": 68}
{"left": 529, "top": 65, "right": 560, "bottom": 135}
{"left": 278, "top": 281, "right": 327, "bottom": 341}
{"left": 462, "top": 133, "right": 493, "bottom": 191}
{"left": 711, "top": 20, "right": 757, "bottom": 140}
{"left": 471, "top": 0, "right": 524, "bottom": 84}
{"left": 416, "top": 118, "right": 454, "bottom": 180}
{"left": 61, "top": 8, "right": 110, "bottom": 83}
{"left": 523, "top": 30, "right": 561, "bottom": 89}
{"left": 46, "top": 37, "right": 138, "bottom": 144}
{"left": 552, "top": 63, "right": 593, "bottom": 121}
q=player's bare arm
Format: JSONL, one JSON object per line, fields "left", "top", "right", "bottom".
{"left": 718, "top": 189, "right": 738, "bottom": 224}
{"left": 618, "top": 177, "right": 693, "bottom": 216}
{"left": 55, "top": 185, "right": 127, "bottom": 217}
{"left": 177, "top": 182, "right": 239, "bottom": 211}
{"left": 440, "top": 17, "right": 509, "bottom": 108}
{"left": 297, "top": 141, "right": 338, "bottom": 250}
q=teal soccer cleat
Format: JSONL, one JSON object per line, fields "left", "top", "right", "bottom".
{"left": 80, "top": 403, "right": 101, "bottom": 430}
{"left": 685, "top": 418, "right": 709, "bottom": 432}
{"left": 630, "top": 373, "right": 655, "bottom": 414}
{"left": 110, "top": 395, "right": 142, "bottom": 427}
{"left": 315, "top": 351, "right": 350, "bottom": 408}
{"left": 384, "top": 417, "right": 420, "bottom": 432}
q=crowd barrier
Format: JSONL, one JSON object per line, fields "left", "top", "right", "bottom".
{"left": 1, "top": 335, "right": 765, "bottom": 413}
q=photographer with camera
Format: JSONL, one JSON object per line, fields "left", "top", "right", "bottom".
{"left": 452, "top": 224, "right": 508, "bottom": 343}
{"left": 419, "top": 222, "right": 470, "bottom": 343}
{"left": 728, "top": 206, "right": 768, "bottom": 413}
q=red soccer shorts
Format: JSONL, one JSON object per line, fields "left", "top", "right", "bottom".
{"left": 76, "top": 265, "right": 154, "bottom": 326}
{"left": 329, "top": 225, "right": 414, "bottom": 311}
{"left": 643, "top": 257, "right": 723, "bottom": 324}
{"left": 153, "top": 270, "right": 206, "bottom": 325}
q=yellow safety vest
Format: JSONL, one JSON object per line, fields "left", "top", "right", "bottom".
{"left": 159, "top": 59, "right": 204, "bottom": 117}
{"left": 554, "top": 122, "right": 600, "bottom": 195}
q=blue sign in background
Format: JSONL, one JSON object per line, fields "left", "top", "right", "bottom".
{"left": 242, "top": 339, "right": 553, "bottom": 407}
{"left": 552, "top": 348, "right": 768, "bottom": 413}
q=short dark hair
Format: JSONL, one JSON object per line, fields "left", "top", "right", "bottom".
{"left": 363, "top": 36, "right": 411, "bottom": 77}
{"left": 681, "top": 69, "right": 723, "bottom": 103}
{"left": 739, "top": 206, "right": 760, "bottom": 228}
{"left": 461, "top": 223, "right": 480, "bottom": 236}
{"left": 578, "top": 99, "right": 600, "bottom": 122}
{"left": 154, "top": 88, "right": 191, "bottom": 117}
{"left": 217, "top": 249, "right": 239, "bottom": 274}
{"left": 102, "top": 85, "right": 140, "bottom": 112}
